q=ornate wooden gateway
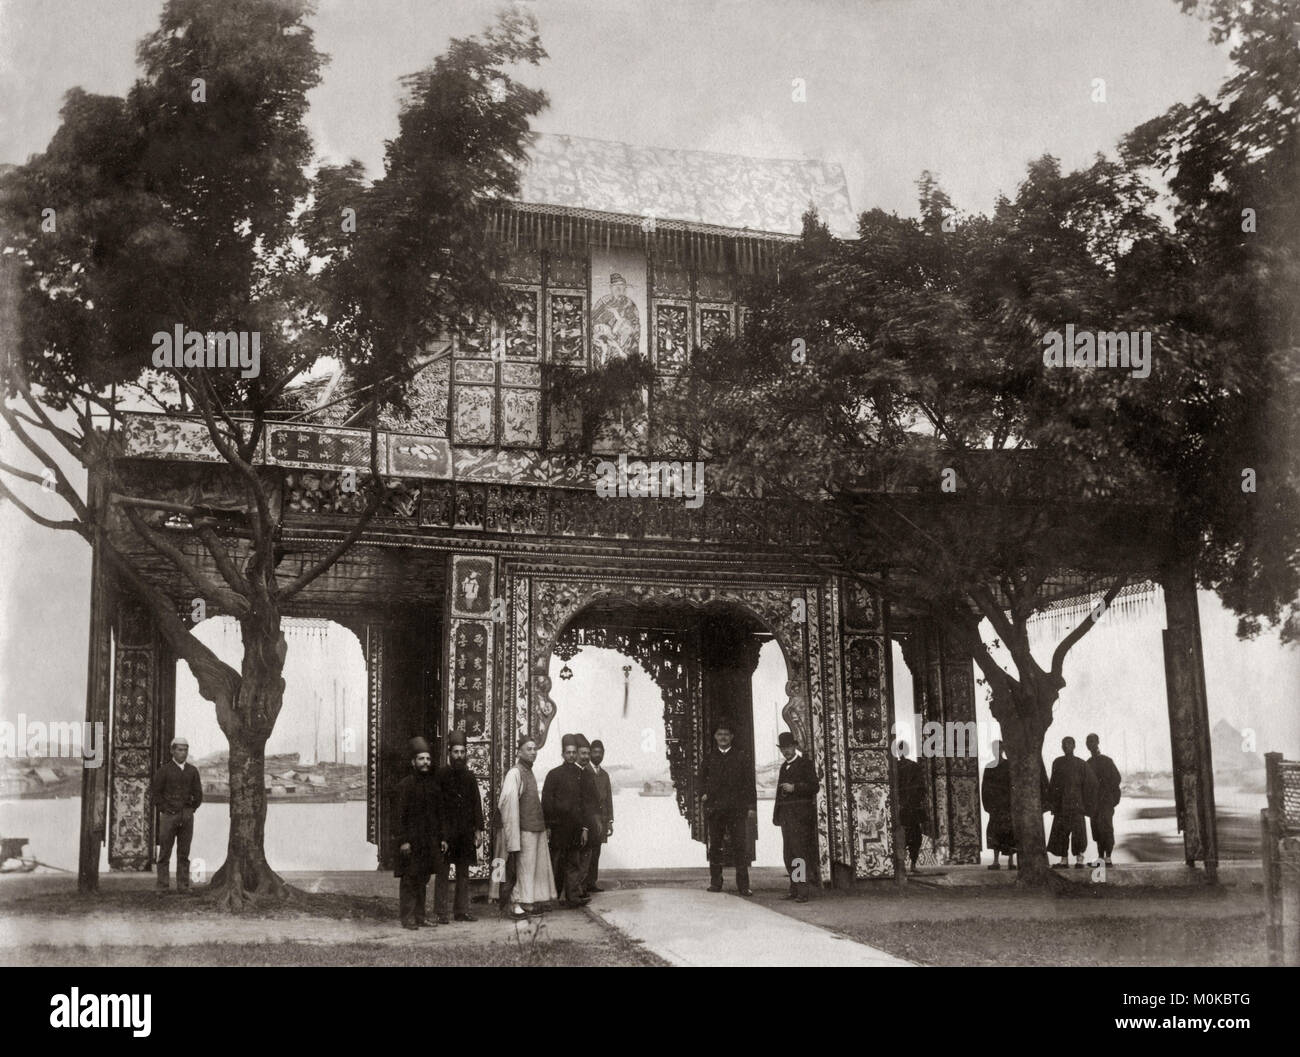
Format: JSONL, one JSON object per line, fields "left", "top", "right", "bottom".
{"left": 77, "top": 135, "right": 1217, "bottom": 885}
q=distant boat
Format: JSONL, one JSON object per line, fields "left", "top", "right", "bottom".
{"left": 639, "top": 780, "right": 674, "bottom": 797}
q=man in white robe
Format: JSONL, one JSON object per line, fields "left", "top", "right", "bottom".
{"left": 491, "top": 734, "right": 556, "bottom": 917}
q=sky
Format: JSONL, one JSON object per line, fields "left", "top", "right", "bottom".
{"left": 1, "top": 0, "right": 1231, "bottom": 218}
{"left": 2, "top": 1, "right": 1296, "bottom": 776}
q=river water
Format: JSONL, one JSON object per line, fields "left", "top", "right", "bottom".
{"left": 2, "top": 787, "right": 1259, "bottom": 875}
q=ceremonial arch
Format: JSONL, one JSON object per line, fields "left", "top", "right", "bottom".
{"left": 77, "top": 134, "right": 1217, "bottom": 886}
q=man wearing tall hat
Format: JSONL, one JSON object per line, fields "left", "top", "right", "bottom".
{"left": 773, "top": 731, "right": 819, "bottom": 902}
{"left": 149, "top": 735, "right": 203, "bottom": 891}
{"left": 435, "top": 729, "right": 485, "bottom": 923}
{"left": 394, "top": 736, "right": 442, "bottom": 929}
{"left": 586, "top": 739, "right": 614, "bottom": 893}
{"left": 698, "top": 718, "right": 756, "bottom": 896}
{"left": 542, "top": 733, "right": 592, "bottom": 907}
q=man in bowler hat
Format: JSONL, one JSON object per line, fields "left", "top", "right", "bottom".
{"left": 773, "top": 731, "right": 819, "bottom": 902}
{"left": 698, "top": 718, "right": 756, "bottom": 895}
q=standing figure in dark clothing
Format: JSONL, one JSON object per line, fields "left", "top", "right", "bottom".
{"left": 1085, "top": 733, "right": 1122, "bottom": 867}
{"left": 982, "top": 740, "right": 1016, "bottom": 870}
{"left": 542, "top": 733, "right": 592, "bottom": 907}
{"left": 586, "top": 739, "right": 614, "bottom": 893}
{"left": 1047, "top": 736, "right": 1098, "bottom": 869}
{"left": 773, "top": 731, "right": 819, "bottom": 902}
{"left": 574, "top": 734, "right": 599, "bottom": 896}
{"left": 698, "top": 719, "right": 756, "bottom": 896}
{"left": 149, "top": 735, "right": 203, "bottom": 891}
{"left": 394, "top": 736, "right": 442, "bottom": 929}
{"left": 435, "top": 730, "right": 485, "bottom": 923}
{"left": 895, "top": 741, "right": 928, "bottom": 872}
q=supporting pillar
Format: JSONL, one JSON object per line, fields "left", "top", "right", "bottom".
{"left": 364, "top": 606, "right": 441, "bottom": 870}
{"left": 445, "top": 554, "right": 499, "bottom": 879}
{"left": 900, "top": 621, "right": 982, "bottom": 865}
{"left": 840, "top": 580, "right": 895, "bottom": 879}
{"left": 78, "top": 514, "right": 113, "bottom": 892}
{"left": 108, "top": 593, "right": 174, "bottom": 870}
{"left": 698, "top": 613, "right": 763, "bottom": 818}
{"left": 1160, "top": 562, "right": 1218, "bottom": 880}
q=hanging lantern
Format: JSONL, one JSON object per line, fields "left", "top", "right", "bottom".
{"left": 560, "top": 664, "right": 574, "bottom": 681}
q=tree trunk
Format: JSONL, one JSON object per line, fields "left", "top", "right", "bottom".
{"left": 991, "top": 688, "right": 1063, "bottom": 888}
{"left": 207, "top": 616, "right": 290, "bottom": 910}
{"left": 209, "top": 730, "right": 288, "bottom": 910}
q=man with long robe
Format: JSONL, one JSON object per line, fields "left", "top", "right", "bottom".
{"left": 1085, "top": 733, "right": 1122, "bottom": 867}
{"left": 1048, "top": 736, "right": 1098, "bottom": 868}
{"left": 698, "top": 718, "right": 756, "bottom": 896}
{"left": 393, "top": 736, "right": 442, "bottom": 929}
{"left": 435, "top": 729, "right": 485, "bottom": 922}
{"left": 982, "top": 740, "right": 1015, "bottom": 869}
{"left": 542, "top": 733, "right": 592, "bottom": 907}
{"left": 491, "top": 734, "right": 556, "bottom": 917}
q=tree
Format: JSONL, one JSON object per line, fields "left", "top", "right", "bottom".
{"left": 666, "top": 116, "right": 1299, "bottom": 882}
{"left": 0, "top": 1, "right": 546, "bottom": 906}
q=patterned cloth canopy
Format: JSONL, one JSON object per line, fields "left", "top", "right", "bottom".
{"left": 514, "top": 133, "right": 856, "bottom": 238}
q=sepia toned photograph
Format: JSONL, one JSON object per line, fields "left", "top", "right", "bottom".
{"left": 0, "top": 0, "right": 1297, "bottom": 1011}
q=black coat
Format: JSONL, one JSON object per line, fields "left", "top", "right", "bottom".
{"left": 542, "top": 761, "right": 593, "bottom": 849}
{"left": 698, "top": 747, "right": 755, "bottom": 816}
{"left": 393, "top": 771, "right": 442, "bottom": 879}
{"left": 896, "top": 757, "right": 927, "bottom": 813}
{"left": 773, "top": 753, "right": 819, "bottom": 828}
{"left": 435, "top": 763, "right": 484, "bottom": 862}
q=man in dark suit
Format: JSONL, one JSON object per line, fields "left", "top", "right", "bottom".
{"left": 574, "top": 734, "right": 599, "bottom": 895}
{"left": 148, "top": 735, "right": 203, "bottom": 891}
{"left": 698, "top": 718, "right": 756, "bottom": 896}
{"left": 542, "top": 733, "right": 592, "bottom": 907}
{"left": 586, "top": 739, "right": 614, "bottom": 893}
{"left": 434, "top": 730, "right": 485, "bottom": 923}
{"left": 773, "top": 731, "right": 818, "bottom": 902}
{"left": 393, "top": 736, "right": 442, "bottom": 929}
{"left": 895, "top": 741, "right": 927, "bottom": 872}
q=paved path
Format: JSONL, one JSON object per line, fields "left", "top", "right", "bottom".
{"left": 585, "top": 888, "right": 912, "bottom": 967}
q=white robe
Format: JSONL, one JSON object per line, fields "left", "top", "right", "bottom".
{"left": 490, "top": 764, "right": 557, "bottom": 906}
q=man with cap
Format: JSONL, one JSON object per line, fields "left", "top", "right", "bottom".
{"left": 394, "top": 736, "right": 442, "bottom": 929}
{"left": 895, "top": 741, "right": 928, "bottom": 872}
{"left": 434, "top": 729, "right": 485, "bottom": 923}
{"left": 149, "top": 735, "right": 203, "bottom": 891}
{"left": 586, "top": 739, "right": 614, "bottom": 893}
{"left": 698, "top": 718, "right": 757, "bottom": 895}
{"left": 542, "top": 733, "right": 592, "bottom": 907}
{"left": 773, "top": 731, "right": 819, "bottom": 902}
{"left": 490, "top": 734, "right": 556, "bottom": 917}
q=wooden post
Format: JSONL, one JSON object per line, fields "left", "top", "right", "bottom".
{"left": 1160, "top": 562, "right": 1219, "bottom": 881}
{"left": 78, "top": 476, "right": 113, "bottom": 893}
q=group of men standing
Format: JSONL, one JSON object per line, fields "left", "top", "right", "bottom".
{"left": 392, "top": 730, "right": 485, "bottom": 929}
{"left": 980, "top": 733, "right": 1123, "bottom": 869}
{"left": 538, "top": 732, "right": 615, "bottom": 910}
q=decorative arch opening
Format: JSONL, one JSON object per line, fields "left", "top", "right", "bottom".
{"left": 173, "top": 616, "right": 371, "bottom": 872}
